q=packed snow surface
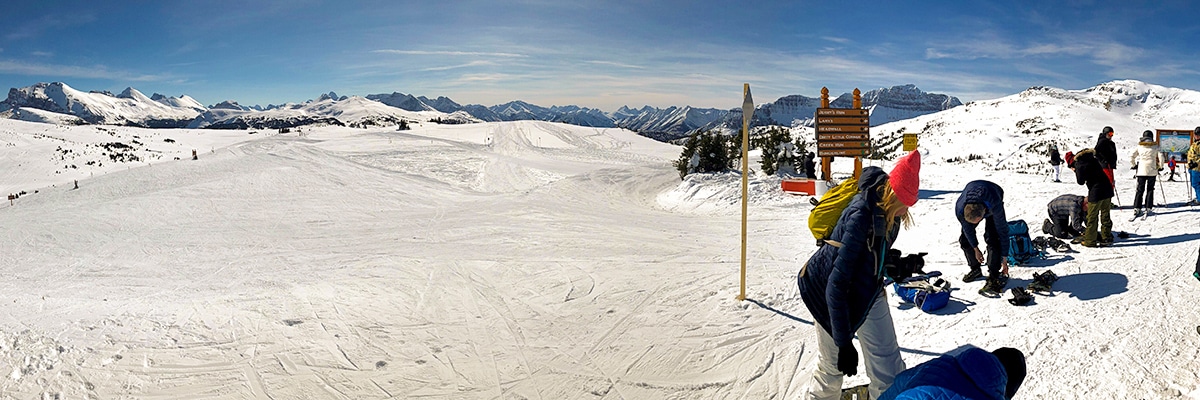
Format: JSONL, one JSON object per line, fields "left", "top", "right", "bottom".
{"left": 0, "top": 116, "right": 1198, "bottom": 399}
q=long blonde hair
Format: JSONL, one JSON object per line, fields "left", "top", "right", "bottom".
{"left": 877, "top": 181, "right": 913, "bottom": 233}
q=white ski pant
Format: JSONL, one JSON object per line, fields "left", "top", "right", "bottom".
{"left": 1053, "top": 164, "right": 1061, "bottom": 181}
{"left": 805, "top": 292, "right": 905, "bottom": 400}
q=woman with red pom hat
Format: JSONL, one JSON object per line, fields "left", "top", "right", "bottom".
{"left": 797, "top": 150, "right": 921, "bottom": 399}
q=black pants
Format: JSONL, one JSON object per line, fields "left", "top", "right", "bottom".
{"left": 1050, "top": 217, "right": 1080, "bottom": 239}
{"left": 1133, "top": 176, "right": 1156, "bottom": 210}
{"left": 959, "top": 217, "right": 1004, "bottom": 279}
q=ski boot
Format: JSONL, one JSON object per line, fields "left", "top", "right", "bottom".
{"left": 963, "top": 268, "right": 984, "bottom": 283}
{"left": 978, "top": 275, "right": 1007, "bottom": 297}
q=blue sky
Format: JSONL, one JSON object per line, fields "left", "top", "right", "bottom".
{"left": 2, "top": 1, "right": 1198, "bottom": 112}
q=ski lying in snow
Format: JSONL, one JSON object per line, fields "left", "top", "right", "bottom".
{"left": 840, "top": 384, "right": 868, "bottom": 400}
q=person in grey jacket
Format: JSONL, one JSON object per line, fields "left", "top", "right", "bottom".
{"left": 1046, "top": 194, "right": 1086, "bottom": 239}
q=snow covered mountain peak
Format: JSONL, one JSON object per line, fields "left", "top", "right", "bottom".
{"left": 0, "top": 82, "right": 202, "bottom": 127}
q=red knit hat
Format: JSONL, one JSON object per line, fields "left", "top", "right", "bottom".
{"left": 890, "top": 150, "right": 921, "bottom": 206}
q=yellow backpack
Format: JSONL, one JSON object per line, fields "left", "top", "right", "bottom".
{"left": 808, "top": 177, "right": 860, "bottom": 243}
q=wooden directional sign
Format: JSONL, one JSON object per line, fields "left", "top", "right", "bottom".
{"left": 814, "top": 107, "right": 870, "bottom": 158}
{"left": 816, "top": 116, "right": 869, "bottom": 125}
{"left": 816, "top": 108, "right": 869, "bottom": 116}
{"left": 817, "top": 133, "right": 869, "bottom": 141}
{"left": 817, "top": 125, "right": 869, "bottom": 133}
{"left": 818, "top": 148, "right": 871, "bottom": 157}
{"left": 817, "top": 141, "right": 871, "bottom": 149}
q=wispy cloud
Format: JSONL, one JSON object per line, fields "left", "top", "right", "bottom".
{"left": 31, "top": 51, "right": 53, "bottom": 57}
{"left": 924, "top": 33, "right": 1146, "bottom": 67}
{"left": 5, "top": 14, "right": 96, "bottom": 40}
{"left": 0, "top": 60, "right": 174, "bottom": 82}
{"left": 455, "top": 73, "right": 522, "bottom": 82}
{"left": 420, "top": 60, "right": 495, "bottom": 72}
{"left": 822, "top": 36, "right": 852, "bottom": 44}
{"left": 586, "top": 60, "right": 645, "bottom": 69}
{"left": 373, "top": 50, "right": 527, "bottom": 58}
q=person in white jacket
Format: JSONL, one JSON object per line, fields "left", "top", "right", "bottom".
{"left": 1130, "top": 130, "right": 1165, "bottom": 217}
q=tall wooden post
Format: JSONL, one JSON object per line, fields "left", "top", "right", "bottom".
{"left": 738, "top": 84, "right": 753, "bottom": 301}
{"left": 819, "top": 87, "right": 832, "bottom": 181}
{"left": 852, "top": 88, "right": 863, "bottom": 179}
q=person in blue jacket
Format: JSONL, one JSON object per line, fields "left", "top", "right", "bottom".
{"left": 955, "top": 180, "right": 1009, "bottom": 295}
{"left": 877, "top": 345, "right": 1027, "bottom": 400}
{"left": 797, "top": 150, "right": 921, "bottom": 399}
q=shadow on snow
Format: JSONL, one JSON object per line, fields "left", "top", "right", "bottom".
{"left": 747, "top": 297, "right": 942, "bottom": 357}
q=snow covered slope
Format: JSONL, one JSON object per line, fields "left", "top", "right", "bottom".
{"left": 0, "top": 107, "right": 85, "bottom": 125}
{"left": 868, "top": 80, "right": 1200, "bottom": 173}
{"left": 1, "top": 85, "right": 1199, "bottom": 399}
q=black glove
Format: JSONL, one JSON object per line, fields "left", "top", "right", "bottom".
{"left": 837, "top": 344, "right": 859, "bottom": 376}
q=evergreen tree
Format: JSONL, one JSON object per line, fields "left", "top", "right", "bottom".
{"left": 672, "top": 130, "right": 733, "bottom": 180}
{"left": 673, "top": 132, "right": 701, "bottom": 179}
{"left": 758, "top": 127, "right": 795, "bottom": 176}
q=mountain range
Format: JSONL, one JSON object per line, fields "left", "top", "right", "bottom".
{"left": 0, "top": 82, "right": 960, "bottom": 140}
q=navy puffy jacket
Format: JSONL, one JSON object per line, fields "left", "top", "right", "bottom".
{"left": 876, "top": 346, "right": 1010, "bottom": 400}
{"left": 954, "top": 180, "right": 1008, "bottom": 256}
{"left": 798, "top": 167, "right": 896, "bottom": 348}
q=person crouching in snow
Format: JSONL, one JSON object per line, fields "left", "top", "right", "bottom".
{"left": 954, "top": 180, "right": 1009, "bottom": 294}
{"left": 876, "top": 346, "right": 1027, "bottom": 400}
{"left": 1046, "top": 193, "right": 1086, "bottom": 240}
{"left": 1073, "top": 148, "right": 1115, "bottom": 247}
{"left": 1130, "top": 130, "right": 1165, "bottom": 217}
{"left": 797, "top": 150, "right": 921, "bottom": 399}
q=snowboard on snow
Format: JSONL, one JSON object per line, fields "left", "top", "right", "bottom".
{"left": 840, "top": 384, "right": 868, "bottom": 400}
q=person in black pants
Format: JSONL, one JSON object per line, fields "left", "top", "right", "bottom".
{"left": 955, "top": 180, "right": 1009, "bottom": 294}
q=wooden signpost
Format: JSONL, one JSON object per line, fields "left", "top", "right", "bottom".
{"left": 814, "top": 87, "right": 870, "bottom": 179}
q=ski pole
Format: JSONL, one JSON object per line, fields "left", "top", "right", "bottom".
{"left": 1156, "top": 173, "right": 1167, "bottom": 206}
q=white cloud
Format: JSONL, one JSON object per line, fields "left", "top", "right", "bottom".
{"left": 421, "top": 60, "right": 495, "bottom": 72}
{"left": 586, "top": 60, "right": 645, "bottom": 69}
{"left": 0, "top": 60, "right": 173, "bottom": 82}
{"left": 373, "top": 50, "right": 526, "bottom": 58}
{"left": 821, "top": 36, "right": 852, "bottom": 44}
{"left": 31, "top": 51, "right": 53, "bottom": 57}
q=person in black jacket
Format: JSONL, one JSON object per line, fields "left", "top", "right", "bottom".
{"left": 1095, "top": 126, "right": 1118, "bottom": 187}
{"left": 1072, "top": 148, "right": 1114, "bottom": 247}
{"left": 797, "top": 150, "right": 921, "bottom": 399}
{"left": 1048, "top": 144, "right": 1063, "bottom": 182}
{"left": 802, "top": 151, "right": 817, "bottom": 179}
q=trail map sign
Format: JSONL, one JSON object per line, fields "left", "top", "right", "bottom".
{"left": 1157, "top": 129, "right": 1192, "bottom": 160}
